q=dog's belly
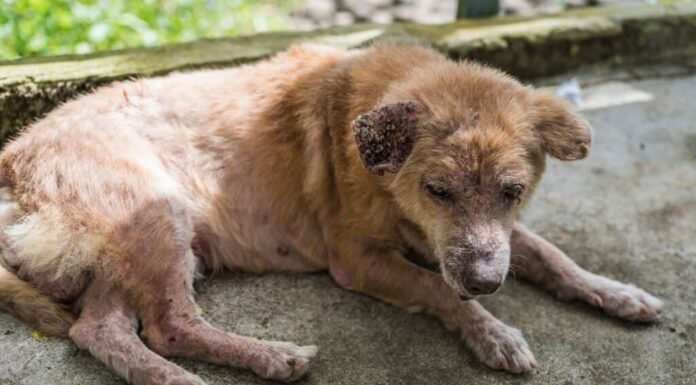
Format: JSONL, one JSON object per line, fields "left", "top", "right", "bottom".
{"left": 218, "top": 224, "right": 327, "bottom": 274}
{"left": 198, "top": 215, "right": 329, "bottom": 274}
{"left": 193, "top": 185, "right": 329, "bottom": 274}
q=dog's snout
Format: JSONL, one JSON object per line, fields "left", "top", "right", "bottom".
{"left": 463, "top": 275, "right": 502, "bottom": 296}
{"left": 474, "top": 248, "right": 495, "bottom": 261}
{"left": 443, "top": 228, "right": 510, "bottom": 297}
{"left": 448, "top": 246, "right": 507, "bottom": 297}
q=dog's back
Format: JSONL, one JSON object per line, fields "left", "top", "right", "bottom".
{"left": 0, "top": 44, "right": 358, "bottom": 334}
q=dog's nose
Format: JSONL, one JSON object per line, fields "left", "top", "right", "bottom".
{"left": 460, "top": 248, "right": 503, "bottom": 295}
{"left": 463, "top": 276, "right": 502, "bottom": 296}
{"left": 447, "top": 240, "right": 508, "bottom": 297}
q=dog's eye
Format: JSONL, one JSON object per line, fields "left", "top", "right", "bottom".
{"left": 424, "top": 183, "right": 453, "bottom": 201}
{"left": 503, "top": 184, "right": 525, "bottom": 204}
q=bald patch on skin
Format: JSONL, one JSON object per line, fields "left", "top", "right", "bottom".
{"left": 352, "top": 101, "right": 423, "bottom": 176}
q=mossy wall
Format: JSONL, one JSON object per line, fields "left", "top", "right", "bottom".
{"left": 2, "top": 4, "right": 696, "bottom": 143}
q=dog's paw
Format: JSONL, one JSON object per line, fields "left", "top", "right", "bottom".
{"left": 249, "top": 340, "right": 318, "bottom": 382}
{"left": 576, "top": 274, "right": 664, "bottom": 322}
{"left": 165, "top": 374, "right": 208, "bottom": 385}
{"left": 464, "top": 318, "right": 537, "bottom": 374}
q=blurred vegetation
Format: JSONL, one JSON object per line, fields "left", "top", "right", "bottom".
{"left": 2, "top": 0, "right": 691, "bottom": 61}
{"left": 0, "top": 0, "right": 304, "bottom": 60}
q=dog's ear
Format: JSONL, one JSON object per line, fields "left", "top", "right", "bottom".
{"left": 530, "top": 92, "right": 592, "bottom": 161}
{"left": 352, "top": 101, "right": 423, "bottom": 175}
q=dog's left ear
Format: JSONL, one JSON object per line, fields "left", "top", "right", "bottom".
{"left": 352, "top": 101, "right": 423, "bottom": 175}
{"left": 530, "top": 92, "right": 592, "bottom": 161}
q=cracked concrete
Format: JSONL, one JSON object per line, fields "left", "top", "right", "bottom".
{"left": 0, "top": 73, "right": 694, "bottom": 385}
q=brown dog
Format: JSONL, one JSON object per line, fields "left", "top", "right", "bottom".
{"left": 0, "top": 44, "right": 663, "bottom": 384}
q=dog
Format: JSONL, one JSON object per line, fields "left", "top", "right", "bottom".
{"left": 0, "top": 44, "right": 664, "bottom": 384}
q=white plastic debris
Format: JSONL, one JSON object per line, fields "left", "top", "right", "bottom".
{"left": 577, "top": 82, "right": 654, "bottom": 111}
{"left": 556, "top": 78, "right": 582, "bottom": 108}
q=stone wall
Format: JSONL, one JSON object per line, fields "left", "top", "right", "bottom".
{"left": 2, "top": 4, "right": 696, "bottom": 142}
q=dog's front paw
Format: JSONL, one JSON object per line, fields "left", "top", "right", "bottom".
{"left": 249, "top": 340, "right": 318, "bottom": 382}
{"left": 464, "top": 318, "right": 537, "bottom": 374}
{"left": 578, "top": 274, "right": 664, "bottom": 322}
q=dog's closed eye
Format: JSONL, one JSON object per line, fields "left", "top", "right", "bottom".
{"left": 424, "top": 182, "right": 454, "bottom": 202}
{"left": 502, "top": 184, "right": 525, "bottom": 204}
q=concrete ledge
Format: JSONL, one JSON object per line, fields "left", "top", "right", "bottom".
{"left": 2, "top": 4, "right": 696, "bottom": 141}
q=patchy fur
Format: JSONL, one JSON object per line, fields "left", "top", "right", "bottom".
{"left": 0, "top": 43, "right": 661, "bottom": 384}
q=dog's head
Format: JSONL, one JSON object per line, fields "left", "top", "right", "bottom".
{"left": 352, "top": 61, "right": 591, "bottom": 299}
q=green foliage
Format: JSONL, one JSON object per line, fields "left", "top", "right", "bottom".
{"left": 0, "top": 0, "right": 303, "bottom": 60}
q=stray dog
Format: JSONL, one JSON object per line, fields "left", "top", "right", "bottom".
{"left": 0, "top": 44, "right": 663, "bottom": 384}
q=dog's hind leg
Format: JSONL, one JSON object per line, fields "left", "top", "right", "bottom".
{"left": 133, "top": 248, "right": 317, "bottom": 382}
{"left": 510, "top": 222, "right": 664, "bottom": 321}
{"left": 70, "top": 281, "right": 206, "bottom": 385}
{"left": 112, "top": 199, "right": 317, "bottom": 382}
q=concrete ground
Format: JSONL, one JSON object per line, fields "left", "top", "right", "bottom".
{"left": 1, "top": 73, "right": 695, "bottom": 385}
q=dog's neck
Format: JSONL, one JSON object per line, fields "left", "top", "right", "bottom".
{"left": 298, "top": 48, "right": 441, "bottom": 245}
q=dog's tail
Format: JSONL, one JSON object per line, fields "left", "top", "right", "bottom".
{"left": 0, "top": 263, "right": 75, "bottom": 338}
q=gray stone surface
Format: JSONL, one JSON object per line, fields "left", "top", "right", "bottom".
{"left": 0, "top": 73, "right": 694, "bottom": 384}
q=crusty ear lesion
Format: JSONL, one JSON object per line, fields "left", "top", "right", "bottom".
{"left": 351, "top": 101, "right": 423, "bottom": 175}
{"left": 530, "top": 92, "right": 592, "bottom": 161}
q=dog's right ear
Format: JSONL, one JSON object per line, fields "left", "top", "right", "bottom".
{"left": 351, "top": 101, "right": 423, "bottom": 176}
{"left": 529, "top": 92, "right": 592, "bottom": 161}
